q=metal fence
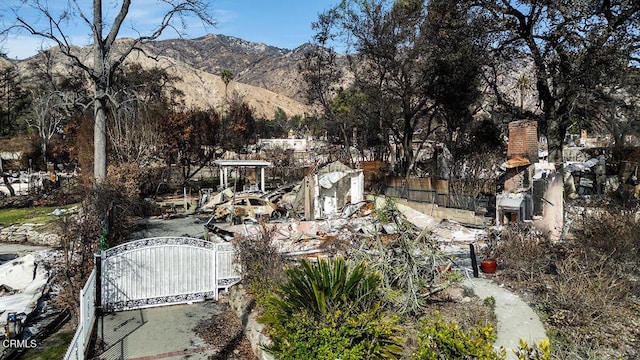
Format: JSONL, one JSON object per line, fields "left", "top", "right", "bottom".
{"left": 63, "top": 268, "right": 96, "bottom": 360}
{"left": 385, "top": 177, "right": 491, "bottom": 212}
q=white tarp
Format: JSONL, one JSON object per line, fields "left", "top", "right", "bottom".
{"left": 0, "top": 254, "right": 49, "bottom": 327}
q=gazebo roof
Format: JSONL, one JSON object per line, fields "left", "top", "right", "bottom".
{"left": 213, "top": 160, "right": 272, "bottom": 167}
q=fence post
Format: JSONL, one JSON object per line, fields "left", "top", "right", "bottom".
{"left": 94, "top": 251, "right": 104, "bottom": 347}
{"left": 469, "top": 244, "right": 479, "bottom": 278}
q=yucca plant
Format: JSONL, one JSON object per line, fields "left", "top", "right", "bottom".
{"left": 260, "top": 257, "right": 404, "bottom": 359}
{"left": 271, "top": 257, "right": 380, "bottom": 318}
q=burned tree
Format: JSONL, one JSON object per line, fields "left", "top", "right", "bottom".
{"left": 3, "top": 0, "right": 215, "bottom": 184}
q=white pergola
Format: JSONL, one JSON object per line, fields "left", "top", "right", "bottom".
{"left": 213, "top": 160, "right": 272, "bottom": 192}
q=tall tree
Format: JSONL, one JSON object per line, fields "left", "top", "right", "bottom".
{"left": 475, "top": 0, "right": 640, "bottom": 164}
{"left": 26, "top": 89, "right": 72, "bottom": 165}
{"left": 306, "top": 0, "right": 489, "bottom": 175}
{"left": 306, "top": 0, "right": 432, "bottom": 174}
{"left": 109, "top": 64, "right": 183, "bottom": 165}
{"left": 422, "top": 0, "right": 488, "bottom": 160}
{"left": 24, "top": 50, "right": 92, "bottom": 166}
{"left": 3, "top": 0, "right": 215, "bottom": 184}
{"left": 220, "top": 68, "right": 233, "bottom": 107}
{"left": 222, "top": 99, "right": 256, "bottom": 152}
{"left": 160, "top": 108, "right": 221, "bottom": 187}
{"left": 0, "top": 65, "right": 29, "bottom": 136}
{"left": 300, "top": 9, "right": 349, "bottom": 154}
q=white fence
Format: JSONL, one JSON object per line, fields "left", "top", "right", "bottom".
{"left": 63, "top": 268, "right": 96, "bottom": 360}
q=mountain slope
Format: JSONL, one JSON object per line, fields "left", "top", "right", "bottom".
{"left": 148, "top": 34, "right": 310, "bottom": 103}
{"left": 8, "top": 34, "right": 314, "bottom": 119}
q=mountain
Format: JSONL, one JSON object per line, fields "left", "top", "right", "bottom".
{"left": 149, "top": 34, "right": 311, "bottom": 103}
{"left": 8, "top": 34, "right": 317, "bottom": 119}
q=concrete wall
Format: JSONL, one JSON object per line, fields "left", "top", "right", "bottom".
{"left": 394, "top": 198, "right": 487, "bottom": 226}
{"left": 533, "top": 173, "right": 564, "bottom": 240}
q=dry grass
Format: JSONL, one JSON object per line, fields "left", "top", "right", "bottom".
{"left": 493, "top": 210, "right": 640, "bottom": 360}
{"left": 230, "top": 222, "right": 288, "bottom": 302}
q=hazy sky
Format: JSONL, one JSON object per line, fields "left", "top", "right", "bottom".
{"left": 1, "top": 0, "right": 338, "bottom": 60}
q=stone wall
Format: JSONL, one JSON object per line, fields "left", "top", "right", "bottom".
{"left": 0, "top": 224, "right": 61, "bottom": 247}
{"left": 223, "top": 285, "right": 275, "bottom": 360}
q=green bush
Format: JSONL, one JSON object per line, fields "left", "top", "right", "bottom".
{"left": 260, "top": 257, "right": 404, "bottom": 359}
{"left": 412, "top": 311, "right": 506, "bottom": 360}
{"left": 263, "top": 305, "right": 403, "bottom": 360}
{"left": 513, "top": 339, "right": 551, "bottom": 360}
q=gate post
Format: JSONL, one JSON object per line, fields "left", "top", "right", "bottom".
{"left": 94, "top": 251, "right": 104, "bottom": 344}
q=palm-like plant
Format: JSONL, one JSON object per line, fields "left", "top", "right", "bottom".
{"left": 265, "top": 257, "right": 380, "bottom": 321}
{"left": 261, "top": 257, "right": 404, "bottom": 359}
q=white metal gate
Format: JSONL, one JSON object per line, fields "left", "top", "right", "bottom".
{"left": 101, "top": 237, "right": 239, "bottom": 312}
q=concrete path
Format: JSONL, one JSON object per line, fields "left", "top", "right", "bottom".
{"left": 389, "top": 196, "right": 548, "bottom": 358}
{"left": 96, "top": 301, "right": 223, "bottom": 360}
{"left": 130, "top": 216, "right": 209, "bottom": 240}
{"left": 466, "top": 277, "right": 547, "bottom": 359}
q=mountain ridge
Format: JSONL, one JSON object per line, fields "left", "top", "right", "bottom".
{"left": 4, "top": 33, "right": 316, "bottom": 119}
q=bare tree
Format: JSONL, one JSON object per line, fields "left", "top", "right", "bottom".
{"left": 26, "top": 89, "right": 72, "bottom": 165}
{"left": 3, "top": 0, "right": 215, "bottom": 184}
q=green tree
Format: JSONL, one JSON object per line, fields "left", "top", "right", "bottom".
{"left": 220, "top": 68, "right": 234, "bottom": 115}
{"left": 307, "top": 0, "right": 490, "bottom": 175}
{"left": 273, "top": 107, "right": 288, "bottom": 134}
{"left": 221, "top": 69, "right": 233, "bottom": 99}
{"left": 332, "top": 0, "right": 432, "bottom": 175}
{"left": 422, "top": 0, "right": 488, "bottom": 161}
{"left": 0, "top": 65, "right": 29, "bottom": 136}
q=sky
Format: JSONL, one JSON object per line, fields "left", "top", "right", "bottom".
{"left": 1, "top": 0, "right": 339, "bottom": 60}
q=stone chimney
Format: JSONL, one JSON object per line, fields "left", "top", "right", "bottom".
{"left": 507, "top": 120, "right": 538, "bottom": 163}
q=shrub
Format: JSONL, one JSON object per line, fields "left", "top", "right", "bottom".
{"left": 56, "top": 185, "right": 137, "bottom": 322}
{"left": 352, "top": 200, "right": 454, "bottom": 317}
{"left": 493, "top": 206, "right": 640, "bottom": 359}
{"left": 571, "top": 207, "right": 640, "bottom": 276}
{"left": 231, "top": 222, "right": 287, "bottom": 302}
{"left": 260, "top": 257, "right": 404, "bottom": 359}
{"left": 412, "top": 311, "right": 505, "bottom": 360}
{"left": 492, "top": 224, "right": 555, "bottom": 282}
{"left": 263, "top": 305, "right": 403, "bottom": 360}
{"left": 513, "top": 339, "right": 551, "bottom": 360}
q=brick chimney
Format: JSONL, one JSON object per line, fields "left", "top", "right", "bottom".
{"left": 507, "top": 120, "right": 538, "bottom": 163}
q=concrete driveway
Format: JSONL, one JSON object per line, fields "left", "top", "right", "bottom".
{"left": 95, "top": 301, "right": 224, "bottom": 360}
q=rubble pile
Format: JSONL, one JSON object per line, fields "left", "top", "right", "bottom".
{"left": 0, "top": 224, "right": 61, "bottom": 247}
